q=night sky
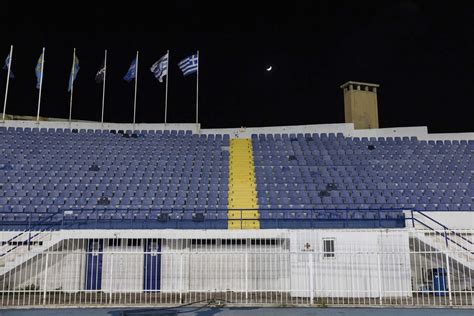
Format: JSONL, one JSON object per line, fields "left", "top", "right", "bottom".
{"left": 1, "top": 1, "right": 473, "bottom": 132}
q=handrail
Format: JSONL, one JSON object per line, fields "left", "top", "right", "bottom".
{"left": 413, "top": 210, "right": 473, "bottom": 246}
{"left": 1, "top": 209, "right": 63, "bottom": 244}
{"left": 0, "top": 209, "right": 64, "bottom": 257}
{"left": 409, "top": 210, "right": 473, "bottom": 255}
{"left": 408, "top": 216, "right": 473, "bottom": 254}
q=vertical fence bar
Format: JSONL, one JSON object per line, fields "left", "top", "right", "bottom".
{"left": 377, "top": 251, "right": 382, "bottom": 305}
{"left": 245, "top": 249, "right": 248, "bottom": 301}
{"left": 179, "top": 252, "right": 183, "bottom": 303}
{"left": 445, "top": 249, "right": 453, "bottom": 306}
{"left": 308, "top": 251, "right": 314, "bottom": 305}
{"left": 42, "top": 252, "right": 49, "bottom": 305}
{"left": 109, "top": 252, "right": 113, "bottom": 304}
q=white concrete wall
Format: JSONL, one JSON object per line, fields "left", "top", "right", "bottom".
{"left": 289, "top": 229, "right": 411, "bottom": 298}
{"left": 347, "top": 126, "right": 428, "bottom": 138}
{"left": 0, "top": 120, "right": 200, "bottom": 133}
{"left": 1, "top": 119, "right": 472, "bottom": 140}
{"left": 202, "top": 123, "right": 354, "bottom": 138}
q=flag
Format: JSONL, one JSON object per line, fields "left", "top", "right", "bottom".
{"left": 35, "top": 52, "right": 44, "bottom": 89}
{"left": 95, "top": 62, "right": 105, "bottom": 83}
{"left": 150, "top": 53, "right": 168, "bottom": 83}
{"left": 178, "top": 54, "right": 198, "bottom": 76}
{"left": 3, "top": 53, "right": 14, "bottom": 79}
{"left": 123, "top": 58, "right": 137, "bottom": 82}
{"left": 68, "top": 53, "right": 80, "bottom": 92}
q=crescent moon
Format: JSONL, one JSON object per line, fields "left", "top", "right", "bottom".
{"left": 266, "top": 66, "right": 272, "bottom": 71}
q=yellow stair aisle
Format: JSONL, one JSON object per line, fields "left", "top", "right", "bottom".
{"left": 228, "top": 138, "right": 259, "bottom": 229}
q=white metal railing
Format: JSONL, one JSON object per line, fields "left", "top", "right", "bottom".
{"left": 0, "top": 230, "right": 472, "bottom": 308}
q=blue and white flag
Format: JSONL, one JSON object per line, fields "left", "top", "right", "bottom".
{"left": 35, "top": 52, "right": 44, "bottom": 89}
{"left": 150, "top": 53, "right": 168, "bottom": 83}
{"left": 178, "top": 54, "right": 198, "bottom": 76}
{"left": 68, "top": 53, "right": 80, "bottom": 92}
{"left": 3, "top": 53, "right": 14, "bottom": 79}
{"left": 123, "top": 58, "right": 137, "bottom": 82}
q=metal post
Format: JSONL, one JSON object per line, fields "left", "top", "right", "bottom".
{"left": 245, "top": 249, "right": 248, "bottom": 301}
{"left": 164, "top": 50, "right": 169, "bottom": 125}
{"left": 195, "top": 50, "right": 199, "bottom": 129}
{"left": 68, "top": 48, "right": 76, "bottom": 123}
{"left": 42, "top": 252, "right": 49, "bottom": 305}
{"left": 2, "top": 45, "right": 13, "bottom": 122}
{"left": 109, "top": 253, "right": 113, "bottom": 304}
{"left": 36, "top": 48, "right": 45, "bottom": 123}
{"left": 308, "top": 251, "right": 314, "bottom": 305}
{"left": 444, "top": 242, "right": 453, "bottom": 306}
{"left": 133, "top": 51, "right": 139, "bottom": 129}
{"left": 179, "top": 253, "right": 183, "bottom": 303}
{"left": 377, "top": 251, "right": 383, "bottom": 305}
{"left": 101, "top": 50, "right": 107, "bottom": 126}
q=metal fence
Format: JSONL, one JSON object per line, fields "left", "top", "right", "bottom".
{"left": 0, "top": 230, "right": 473, "bottom": 308}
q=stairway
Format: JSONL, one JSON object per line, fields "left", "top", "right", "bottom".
{"left": 228, "top": 138, "right": 259, "bottom": 229}
{"left": 0, "top": 231, "right": 61, "bottom": 276}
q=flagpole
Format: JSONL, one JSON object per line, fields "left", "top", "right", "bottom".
{"left": 101, "top": 49, "right": 107, "bottom": 126}
{"left": 68, "top": 48, "right": 76, "bottom": 123}
{"left": 164, "top": 50, "right": 169, "bottom": 125}
{"left": 133, "top": 51, "right": 139, "bottom": 129}
{"left": 195, "top": 50, "right": 199, "bottom": 128}
{"left": 36, "top": 47, "right": 45, "bottom": 123}
{"left": 2, "top": 45, "right": 13, "bottom": 122}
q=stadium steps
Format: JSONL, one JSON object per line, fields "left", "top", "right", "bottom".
{"left": 228, "top": 138, "right": 259, "bottom": 229}
{"left": 0, "top": 231, "right": 61, "bottom": 277}
{"left": 410, "top": 233, "right": 474, "bottom": 271}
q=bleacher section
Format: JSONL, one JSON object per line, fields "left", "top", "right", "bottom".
{"left": 253, "top": 133, "right": 473, "bottom": 213}
{"left": 0, "top": 127, "right": 471, "bottom": 230}
{"left": 0, "top": 127, "right": 229, "bottom": 229}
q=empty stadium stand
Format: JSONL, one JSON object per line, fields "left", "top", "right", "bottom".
{"left": 0, "top": 127, "right": 472, "bottom": 230}
{"left": 0, "top": 127, "right": 229, "bottom": 229}
{"left": 253, "top": 133, "right": 473, "bottom": 213}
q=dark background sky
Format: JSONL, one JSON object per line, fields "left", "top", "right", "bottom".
{"left": 1, "top": 1, "right": 473, "bottom": 132}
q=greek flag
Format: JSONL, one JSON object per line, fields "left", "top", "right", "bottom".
{"left": 68, "top": 53, "right": 80, "bottom": 92}
{"left": 150, "top": 53, "right": 168, "bottom": 83}
{"left": 35, "top": 52, "right": 44, "bottom": 89}
{"left": 178, "top": 53, "right": 198, "bottom": 76}
{"left": 3, "top": 53, "right": 14, "bottom": 79}
{"left": 123, "top": 58, "right": 137, "bottom": 82}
